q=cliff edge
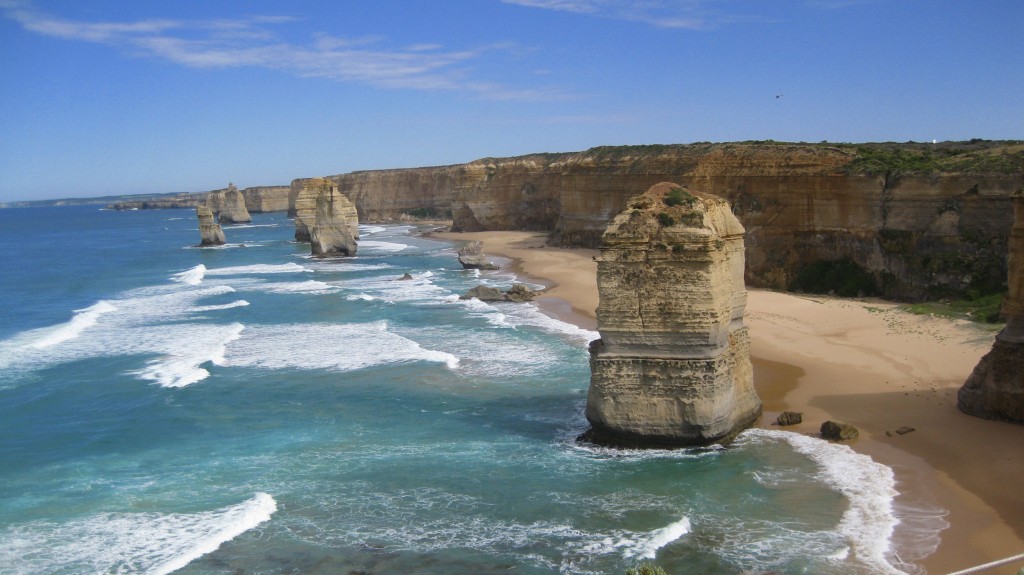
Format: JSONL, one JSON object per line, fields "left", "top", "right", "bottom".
{"left": 958, "top": 191, "right": 1024, "bottom": 423}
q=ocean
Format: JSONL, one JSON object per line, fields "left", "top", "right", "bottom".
{"left": 0, "top": 206, "right": 942, "bottom": 575}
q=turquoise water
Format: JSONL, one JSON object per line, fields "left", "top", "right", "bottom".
{"left": 0, "top": 206, "right": 934, "bottom": 574}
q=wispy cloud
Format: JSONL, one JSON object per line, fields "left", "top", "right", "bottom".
{"left": 500, "top": 0, "right": 759, "bottom": 30}
{"left": 0, "top": 1, "right": 567, "bottom": 101}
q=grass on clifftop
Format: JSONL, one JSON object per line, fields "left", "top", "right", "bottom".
{"left": 839, "top": 140, "right": 1024, "bottom": 176}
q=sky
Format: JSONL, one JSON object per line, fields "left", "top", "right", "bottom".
{"left": 0, "top": 1, "right": 1021, "bottom": 202}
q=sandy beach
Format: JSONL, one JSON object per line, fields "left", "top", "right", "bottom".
{"left": 436, "top": 230, "right": 1024, "bottom": 574}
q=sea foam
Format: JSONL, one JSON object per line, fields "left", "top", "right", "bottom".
{"left": 27, "top": 301, "right": 117, "bottom": 349}
{"left": 172, "top": 264, "right": 207, "bottom": 285}
{"left": 1, "top": 493, "right": 276, "bottom": 575}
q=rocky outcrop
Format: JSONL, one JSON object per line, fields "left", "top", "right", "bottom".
{"left": 460, "top": 284, "right": 539, "bottom": 302}
{"left": 196, "top": 205, "right": 226, "bottom": 246}
{"left": 583, "top": 183, "right": 762, "bottom": 447}
{"left": 310, "top": 181, "right": 358, "bottom": 257}
{"left": 293, "top": 178, "right": 360, "bottom": 243}
{"left": 289, "top": 142, "right": 1021, "bottom": 302}
{"left": 207, "top": 184, "right": 252, "bottom": 224}
{"left": 959, "top": 191, "right": 1024, "bottom": 423}
{"left": 457, "top": 241, "right": 498, "bottom": 270}
{"left": 821, "top": 421, "right": 859, "bottom": 441}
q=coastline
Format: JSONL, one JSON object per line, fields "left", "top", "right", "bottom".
{"left": 435, "top": 230, "right": 1024, "bottom": 574}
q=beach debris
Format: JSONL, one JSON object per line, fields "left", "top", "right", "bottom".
{"left": 895, "top": 426, "right": 916, "bottom": 435}
{"left": 460, "top": 283, "right": 538, "bottom": 303}
{"left": 820, "top": 420, "right": 859, "bottom": 441}
{"left": 775, "top": 411, "right": 803, "bottom": 426}
{"left": 457, "top": 241, "right": 498, "bottom": 270}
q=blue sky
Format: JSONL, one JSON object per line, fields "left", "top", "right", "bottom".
{"left": 1, "top": 0, "right": 1021, "bottom": 201}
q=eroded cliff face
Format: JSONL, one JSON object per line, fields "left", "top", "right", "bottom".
{"left": 584, "top": 183, "right": 762, "bottom": 447}
{"left": 310, "top": 181, "right": 359, "bottom": 257}
{"left": 958, "top": 192, "right": 1024, "bottom": 423}
{"left": 293, "top": 142, "right": 1021, "bottom": 301}
{"left": 196, "top": 205, "right": 226, "bottom": 246}
{"left": 241, "top": 186, "right": 290, "bottom": 213}
{"left": 206, "top": 184, "right": 252, "bottom": 224}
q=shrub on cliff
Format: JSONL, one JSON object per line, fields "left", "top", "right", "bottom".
{"left": 664, "top": 186, "right": 696, "bottom": 208}
{"left": 790, "top": 258, "right": 879, "bottom": 297}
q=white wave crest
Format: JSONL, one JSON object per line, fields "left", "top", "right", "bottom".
{"left": 132, "top": 323, "right": 245, "bottom": 387}
{"left": 27, "top": 301, "right": 118, "bottom": 349}
{"left": 581, "top": 517, "right": 692, "bottom": 560}
{"left": 359, "top": 240, "right": 409, "bottom": 252}
{"left": 744, "top": 428, "right": 905, "bottom": 575}
{"left": 204, "top": 263, "right": 311, "bottom": 275}
{"left": 193, "top": 300, "right": 250, "bottom": 312}
{"left": 172, "top": 264, "right": 206, "bottom": 285}
{"left": 0, "top": 493, "right": 276, "bottom": 575}
{"left": 224, "top": 321, "right": 459, "bottom": 372}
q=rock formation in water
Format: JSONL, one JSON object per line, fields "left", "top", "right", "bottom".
{"left": 196, "top": 205, "right": 226, "bottom": 246}
{"left": 460, "top": 283, "right": 539, "bottom": 302}
{"left": 294, "top": 178, "right": 359, "bottom": 243}
{"left": 240, "top": 186, "right": 290, "bottom": 213}
{"left": 289, "top": 142, "right": 1021, "bottom": 302}
{"left": 457, "top": 241, "right": 498, "bottom": 270}
{"left": 583, "top": 183, "right": 762, "bottom": 447}
{"left": 206, "top": 183, "right": 252, "bottom": 224}
{"left": 959, "top": 191, "right": 1024, "bottom": 423}
{"left": 310, "top": 179, "right": 359, "bottom": 257}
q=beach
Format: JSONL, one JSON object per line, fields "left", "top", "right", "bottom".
{"left": 437, "top": 230, "right": 1024, "bottom": 574}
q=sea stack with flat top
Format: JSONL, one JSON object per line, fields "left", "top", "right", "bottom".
{"left": 583, "top": 182, "right": 762, "bottom": 447}
{"left": 958, "top": 190, "right": 1024, "bottom": 423}
{"left": 196, "top": 205, "right": 226, "bottom": 246}
{"left": 207, "top": 183, "right": 252, "bottom": 224}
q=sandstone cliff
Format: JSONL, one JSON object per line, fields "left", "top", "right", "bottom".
{"left": 584, "top": 183, "right": 762, "bottom": 447}
{"left": 206, "top": 184, "right": 252, "bottom": 224}
{"left": 241, "top": 186, "right": 290, "bottom": 213}
{"left": 958, "top": 191, "right": 1024, "bottom": 423}
{"left": 308, "top": 179, "right": 359, "bottom": 257}
{"left": 196, "top": 205, "right": 226, "bottom": 246}
{"left": 295, "top": 141, "right": 1022, "bottom": 302}
{"left": 294, "top": 178, "right": 360, "bottom": 243}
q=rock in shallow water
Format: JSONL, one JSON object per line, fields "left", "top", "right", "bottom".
{"left": 820, "top": 420, "right": 859, "bottom": 441}
{"left": 457, "top": 241, "right": 498, "bottom": 270}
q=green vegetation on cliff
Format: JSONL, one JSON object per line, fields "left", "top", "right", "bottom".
{"left": 839, "top": 140, "right": 1024, "bottom": 176}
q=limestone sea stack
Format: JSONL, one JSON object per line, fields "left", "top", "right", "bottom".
{"left": 196, "top": 205, "right": 226, "bottom": 246}
{"left": 310, "top": 181, "right": 359, "bottom": 257}
{"left": 295, "top": 178, "right": 359, "bottom": 243}
{"left": 584, "top": 182, "right": 762, "bottom": 447}
{"left": 958, "top": 191, "right": 1024, "bottom": 423}
{"left": 207, "top": 183, "right": 252, "bottom": 224}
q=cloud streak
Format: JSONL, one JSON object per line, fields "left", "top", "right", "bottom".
{"left": 500, "top": 0, "right": 710, "bottom": 29}
{"left": 1, "top": 1, "right": 566, "bottom": 101}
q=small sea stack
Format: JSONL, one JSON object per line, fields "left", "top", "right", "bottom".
{"left": 310, "top": 180, "right": 359, "bottom": 257}
{"left": 457, "top": 241, "right": 498, "bottom": 270}
{"left": 959, "top": 190, "right": 1024, "bottom": 423}
{"left": 196, "top": 205, "right": 226, "bottom": 246}
{"left": 583, "top": 182, "right": 762, "bottom": 447}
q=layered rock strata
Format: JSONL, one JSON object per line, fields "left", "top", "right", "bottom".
{"left": 240, "top": 186, "right": 290, "bottom": 213}
{"left": 959, "top": 191, "right": 1024, "bottom": 423}
{"left": 196, "top": 205, "right": 226, "bottom": 246}
{"left": 207, "top": 184, "right": 252, "bottom": 224}
{"left": 584, "top": 183, "right": 762, "bottom": 447}
{"left": 457, "top": 241, "right": 498, "bottom": 270}
{"left": 289, "top": 142, "right": 1021, "bottom": 302}
{"left": 310, "top": 181, "right": 359, "bottom": 257}
{"left": 294, "top": 178, "right": 359, "bottom": 243}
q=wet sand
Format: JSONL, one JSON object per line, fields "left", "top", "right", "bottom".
{"left": 436, "top": 230, "right": 1024, "bottom": 574}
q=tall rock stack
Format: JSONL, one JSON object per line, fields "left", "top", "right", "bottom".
{"left": 959, "top": 191, "right": 1024, "bottom": 423}
{"left": 294, "top": 178, "right": 360, "bottom": 243}
{"left": 584, "top": 182, "right": 762, "bottom": 447}
{"left": 310, "top": 180, "right": 359, "bottom": 257}
{"left": 207, "top": 183, "right": 252, "bottom": 224}
{"left": 195, "top": 205, "right": 226, "bottom": 246}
